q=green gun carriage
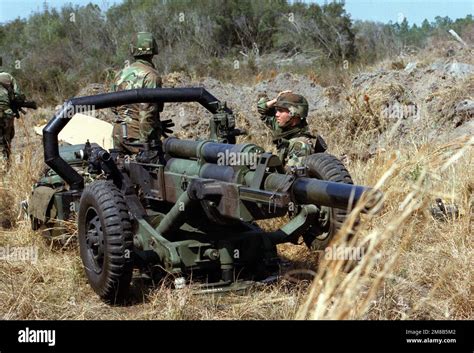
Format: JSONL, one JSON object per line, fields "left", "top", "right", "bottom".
{"left": 28, "top": 88, "right": 382, "bottom": 303}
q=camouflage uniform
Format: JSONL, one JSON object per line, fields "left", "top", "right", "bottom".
{"left": 257, "top": 93, "right": 316, "bottom": 168}
{"left": 111, "top": 32, "right": 163, "bottom": 154}
{"left": 0, "top": 72, "right": 23, "bottom": 162}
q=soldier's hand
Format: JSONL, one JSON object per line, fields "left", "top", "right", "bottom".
{"left": 277, "top": 90, "right": 292, "bottom": 98}
{"left": 160, "top": 119, "right": 175, "bottom": 138}
{"left": 267, "top": 90, "right": 292, "bottom": 108}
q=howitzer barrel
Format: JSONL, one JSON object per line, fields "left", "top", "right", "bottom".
{"left": 163, "top": 138, "right": 262, "bottom": 164}
{"left": 163, "top": 139, "right": 201, "bottom": 159}
{"left": 264, "top": 174, "right": 383, "bottom": 213}
{"left": 164, "top": 138, "right": 383, "bottom": 213}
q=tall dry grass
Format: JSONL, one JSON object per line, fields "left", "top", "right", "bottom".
{"left": 298, "top": 135, "right": 473, "bottom": 319}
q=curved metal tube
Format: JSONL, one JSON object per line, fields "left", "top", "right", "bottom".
{"left": 43, "top": 88, "right": 229, "bottom": 189}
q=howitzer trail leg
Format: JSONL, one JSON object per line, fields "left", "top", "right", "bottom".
{"left": 156, "top": 191, "right": 196, "bottom": 236}
{"left": 136, "top": 192, "right": 200, "bottom": 274}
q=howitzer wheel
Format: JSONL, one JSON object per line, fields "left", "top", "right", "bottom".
{"left": 78, "top": 180, "right": 134, "bottom": 304}
{"left": 302, "top": 153, "right": 356, "bottom": 251}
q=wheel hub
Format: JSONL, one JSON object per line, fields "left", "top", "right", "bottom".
{"left": 85, "top": 209, "right": 104, "bottom": 273}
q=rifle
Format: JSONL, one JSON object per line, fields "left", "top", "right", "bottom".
{"left": 11, "top": 95, "right": 38, "bottom": 119}
{"left": 0, "top": 80, "right": 38, "bottom": 118}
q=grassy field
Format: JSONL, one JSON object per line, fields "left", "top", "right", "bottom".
{"left": 0, "top": 47, "right": 472, "bottom": 320}
{"left": 0, "top": 118, "right": 471, "bottom": 320}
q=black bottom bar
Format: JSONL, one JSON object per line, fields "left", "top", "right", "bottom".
{"left": 1, "top": 320, "right": 472, "bottom": 353}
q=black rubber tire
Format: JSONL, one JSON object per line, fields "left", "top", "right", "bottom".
{"left": 78, "top": 180, "right": 133, "bottom": 304}
{"left": 302, "top": 153, "right": 356, "bottom": 251}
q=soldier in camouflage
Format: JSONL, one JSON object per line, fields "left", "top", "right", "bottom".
{"left": 258, "top": 91, "right": 326, "bottom": 168}
{"left": 111, "top": 32, "right": 173, "bottom": 154}
{"left": 0, "top": 72, "right": 24, "bottom": 165}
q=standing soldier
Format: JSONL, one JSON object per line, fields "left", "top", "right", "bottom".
{"left": 111, "top": 32, "right": 173, "bottom": 154}
{"left": 0, "top": 72, "right": 35, "bottom": 167}
{"left": 257, "top": 90, "right": 327, "bottom": 168}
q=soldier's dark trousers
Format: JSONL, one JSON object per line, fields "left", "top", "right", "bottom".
{"left": 0, "top": 117, "right": 15, "bottom": 162}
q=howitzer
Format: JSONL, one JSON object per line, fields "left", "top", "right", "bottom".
{"left": 28, "top": 88, "right": 383, "bottom": 303}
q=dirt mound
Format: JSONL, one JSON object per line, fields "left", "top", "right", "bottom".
{"left": 161, "top": 47, "right": 473, "bottom": 147}
{"left": 75, "top": 83, "right": 110, "bottom": 97}
{"left": 72, "top": 44, "right": 473, "bottom": 150}
{"left": 348, "top": 47, "right": 474, "bottom": 148}
{"left": 159, "top": 72, "right": 331, "bottom": 142}
{"left": 163, "top": 72, "right": 192, "bottom": 87}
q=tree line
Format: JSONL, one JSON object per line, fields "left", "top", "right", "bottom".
{"left": 0, "top": 0, "right": 472, "bottom": 103}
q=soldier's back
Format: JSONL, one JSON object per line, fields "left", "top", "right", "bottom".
{"left": 111, "top": 60, "right": 162, "bottom": 150}
{"left": 113, "top": 61, "right": 161, "bottom": 91}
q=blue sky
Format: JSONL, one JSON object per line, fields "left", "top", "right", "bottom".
{"left": 344, "top": 0, "right": 473, "bottom": 25}
{"left": 0, "top": 0, "right": 122, "bottom": 23}
{"left": 0, "top": 0, "right": 472, "bottom": 25}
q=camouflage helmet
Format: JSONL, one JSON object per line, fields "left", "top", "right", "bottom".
{"left": 274, "top": 93, "right": 309, "bottom": 119}
{"left": 0, "top": 72, "right": 13, "bottom": 87}
{"left": 130, "top": 32, "right": 158, "bottom": 57}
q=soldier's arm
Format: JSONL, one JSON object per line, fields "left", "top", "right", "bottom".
{"left": 257, "top": 97, "right": 277, "bottom": 129}
{"left": 11, "top": 76, "right": 20, "bottom": 96}
{"left": 286, "top": 139, "right": 313, "bottom": 168}
{"left": 143, "top": 72, "right": 163, "bottom": 112}
{"left": 138, "top": 72, "right": 163, "bottom": 141}
{"left": 11, "top": 76, "right": 25, "bottom": 102}
{"left": 6, "top": 75, "right": 30, "bottom": 118}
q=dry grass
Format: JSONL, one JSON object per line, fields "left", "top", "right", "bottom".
{"left": 298, "top": 135, "right": 473, "bottom": 320}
